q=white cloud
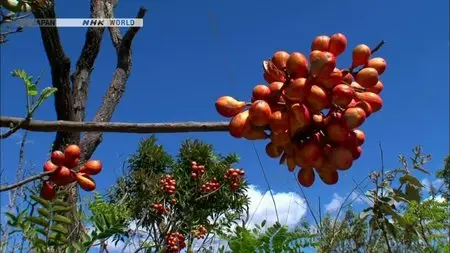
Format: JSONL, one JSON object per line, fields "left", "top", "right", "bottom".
{"left": 93, "top": 185, "right": 308, "bottom": 252}
{"left": 245, "top": 185, "right": 307, "bottom": 229}
{"left": 421, "top": 178, "right": 431, "bottom": 191}
{"left": 432, "top": 179, "right": 444, "bottom": 189}
{"left": 324, "top": 191, "right": 372, "bottom": 213}
{"left": 324, "top": 193, "right": 344, "bottom": 213}
{"left": 424, "top": 194, "right": 447, "bottom": 203}
{"left": 421, "top": 178, "right": 445, "bottom": 193}
{"left": 188, "top": 185, "right": 308, "bottom": 252}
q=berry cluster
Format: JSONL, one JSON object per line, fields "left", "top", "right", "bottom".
{"left": 160, "top": 175, "right": 176, "bottom": 195}
{"left": 200, "top": 177, "right": 220, "bottom": 193}
{"left": 224, "top": 168, "right": 245, "bottom": 191}
{"left": 215, "top": 33, "right": 387, "bottom": 187}
{"left": 191, "top": 225, "right": 208, "bottom": 239}
{"left": 40, "top": 144, "right": 103, "bottom": 200}
{"left": 151, "top": 203, "right": 168, "bottom": 214}
{"left": 166, "top": 232, "right": 186, "bottom": 252}
{"left": 191, "top": 161, "right": 205, "bottom": 180}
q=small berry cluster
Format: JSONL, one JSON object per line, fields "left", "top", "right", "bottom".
{"left": 191, "top": 161, "right": 205, "bottom": 180}
{"left": 200, "top": 177, "right": 220, "bottom": 193}
{"left": 191, "top": 225, "right": 208, "bottom": 239}
{"left": 224, "top": 168, "right": 245, "bottom": 191}
{"left": 151, "top": 203, "right": 168, "bottom": 214}
{"left": 166, "top": 232, "right": 186, "bottom": 252}
{"left": 160, "top": 175, "right": 176, "bottom": 195}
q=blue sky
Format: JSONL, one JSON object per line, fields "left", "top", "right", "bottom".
{"left": 0, "top": 0, "right": 449, "bottom": 251}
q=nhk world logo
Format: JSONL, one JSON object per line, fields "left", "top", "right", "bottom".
{"left": 14, "top": 18, "right": 143, "bottom": 27}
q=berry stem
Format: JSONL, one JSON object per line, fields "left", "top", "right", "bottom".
{"left": 371, "top": 40, "right": 386, "bottom": 54}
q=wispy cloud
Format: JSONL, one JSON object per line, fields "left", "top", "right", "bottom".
{"left": 324, "top": 190, "right": 373, "bottom": 213}
{"left": 421, "top": 178, "right": 445, "bottom": 193}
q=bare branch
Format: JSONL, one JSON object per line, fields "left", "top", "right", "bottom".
{"left": 0, "top": 118, "right": 30, "bottom": 139}
{"left": 195, "top": 185, "right": 224, "bottom": 201}
{"left": 1, "top": 130, "right": 28, "bottom": 245}
{"left": 31, "top": 0, "right": 78, "bottom": 150}
{"left": 0, "top": 7, "right": 31, "bottom": 43}
{"left": 79, "top": 6, "right": 147, "bottom": 161}
{"left": 0, "top": 116, "right": 229, "bottom": 133}
{"left": 104, "top": 0, "right": 121, "bottom": 50}
{"left": 0, "top": 171, "right": 53, "bottom": 192}
{"left": 71, "top": 0, "right": 107, "bottom": 123}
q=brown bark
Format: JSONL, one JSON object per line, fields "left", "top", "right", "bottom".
{"left": 0, "top": 116, "right": 230, "bottom": 133}
{"left": 29, "top": 0, "right": 147, "bottom": 243}
{"left": 79, "top": 6, "right": 147, "bottom": 161}
{"left": 32, "top": 0, "right": 79, "bottom": 151}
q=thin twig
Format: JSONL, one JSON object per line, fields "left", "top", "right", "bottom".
{"left": 379, "top": 142, "right": 386, "bottom": 199}
{"left": 1, "top": 130, "right": 29, "bottom": 246}
{"left": 0, "top": 116, "right": 229, "bottom": 134}
{"left": 329, "top": 176, "right": 368, "bottom": 248}
{"left": 0, "top": 171, "right": 53, "bottom": 192}
{"left": 371, "top": 40, "right": 386, "bottom": 54}
{"left": 294, "top": 174, "right": 322, "bottom": 237}
{"left": 251, "top": 141, "right": 279, "bottom": 223}
{"left": 0, "top": 117, "right": 32, "bottom": 139}
{"left": 318, "top": 197, "right": 322, "bottom": 226}
{"left": 248, "top": 190, "right": 267, "bottom": 225}
{"left": 195, "top": 184, "right": 223, "bottom": 201}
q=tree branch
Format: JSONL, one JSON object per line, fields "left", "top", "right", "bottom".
{"left": 79, "top": 6, "right": 147, "bottom": 161}
{"left": 71, "top": 0, "right": 107, "bottom": 123}
{"left": 31, "top": 0, "right": 78, "bottom": 150}
{"left": 0, "top": 171, "right": 53, "bottom": 192}
{"left": 0, "top": 116, "right": 230, "bottom": 133}
{"left": 104, "top": 0, "right": 121, "bottom": 50}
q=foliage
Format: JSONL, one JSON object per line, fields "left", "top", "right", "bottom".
{"left": 217, "top": 219, "right": 315, "bottom": 252}
{"left": 109, "top": 136, "right": 250, "bottom": 251}
{"left": 436, "top": 154, "right": 449, "bottom": 201}
{"left": 11, "top": 69, "right": 57, "bottom": 118}
{"left": 3, "top": 191, "right": 131, "bottom": 253}
{"left": 216, "top": 147, "right": 449, "bottom": 253}
{"left": 5, "top": 193, "right": 73, "bottom": 253}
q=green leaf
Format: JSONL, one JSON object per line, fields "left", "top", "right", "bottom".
{"left": 261, "top": 220, "right": 266, "bottom": 228}
{"left": 5, "top": 212, "right": 18, "bottom": 226}
{"left": 52, "top": 205, "right": 72, "bottom": 212}
{"left": 81, "top": 232, "right": 91, "bottom": 243}
{"left": 27, "top": 84, "right": 38, "bottom": 96}
{"left": 52, "top": 214, "right": 71, "bottom": 225}
{"left": 36, "top": 228, "right": 47, "bottom": 236}
{"left": 34, "top": 238, "right": 47, "bottom": 248}
{"left": 53, "top": 199, "right": 70, "bottom": 207}
{"left": 48, "top": 233, "right": 68, "bottom": 243}
{"left": 30, "top": 194, "right": 50, "bottom": 208}
{"left": 393, "top": 189, "right": 409, "bottom": 203}
{"left": 360, "top": 209, "right": 373, "bottom": 220}
{"left": 71, "top": 243, "right": 84, "bottom": 252}
{"left": 27, "top": 216, "right": 49, "bottom": 227}
{"left": 405, "top": 184, "right": 421, "bottom": 202}
{"left": 50, "top": 224, "right": 68, "bottom": 235}
{"left": 384, "top": 219, "right": 397, "bottom": 239}
{"left": 37, "top": 207, "right": 50, "bottom": 219}
{"left": 399, "top": 174, "right": 423, "bottom": 188}
{"left": 31, "top": 87, "right": 57, "bottom": 114}
{"left": 65, "top": 246, "right": 75, "bottom": 253}
{"left": 11, "top": 69, "right": 38, "bottom": 96}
